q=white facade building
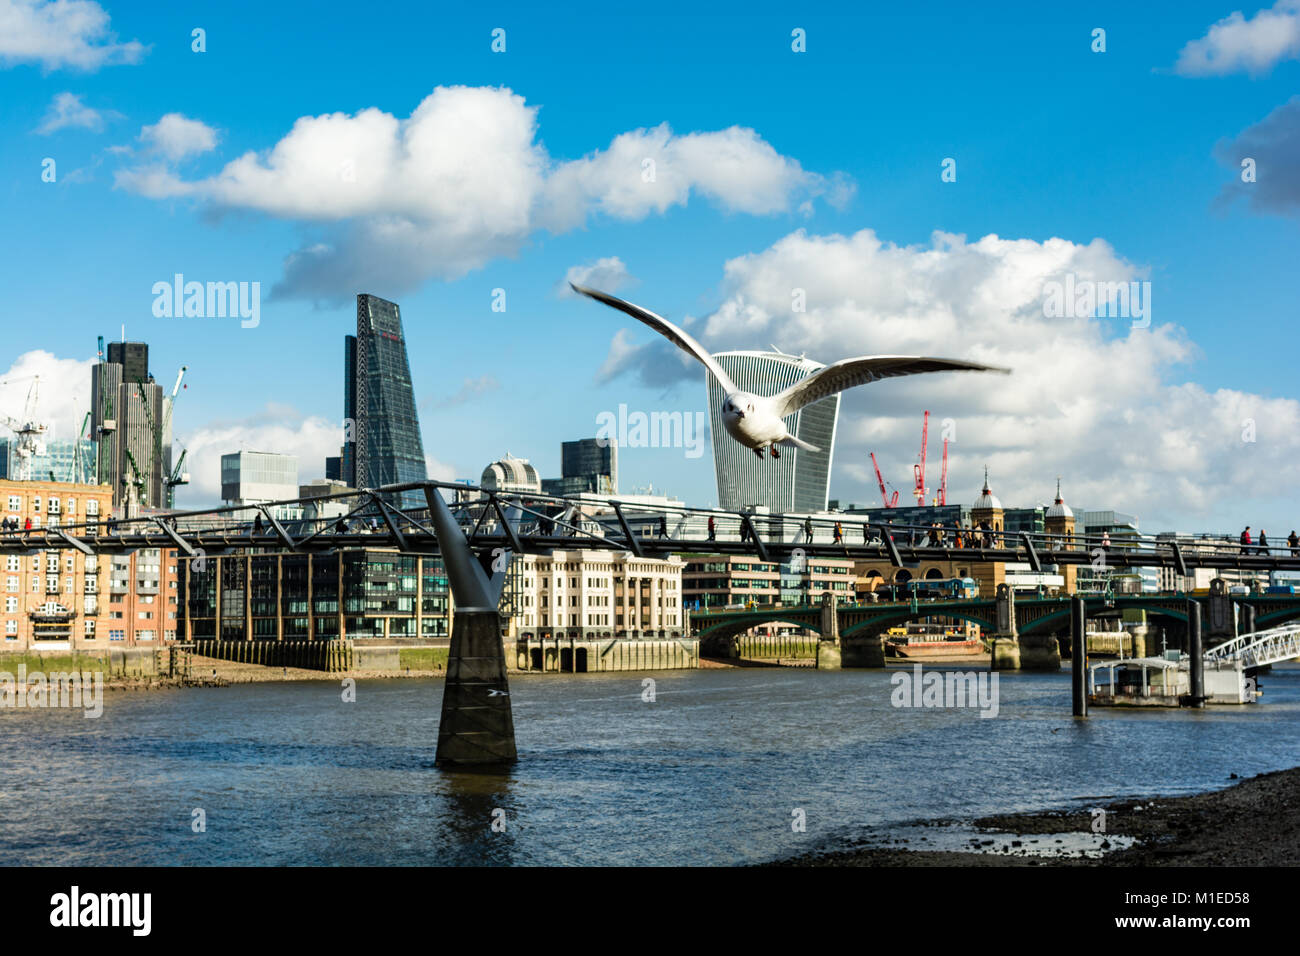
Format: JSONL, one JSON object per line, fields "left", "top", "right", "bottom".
{"left": 505, "top": 550, "right": 684, "bottom": 638}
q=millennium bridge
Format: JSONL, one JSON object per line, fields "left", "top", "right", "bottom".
{"left": 3, "top": 480, "right": 1297, "bottom": 766}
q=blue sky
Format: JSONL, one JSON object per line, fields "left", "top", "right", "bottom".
{"left": 1, "top": 0, "right": 1298, "bottom": 534}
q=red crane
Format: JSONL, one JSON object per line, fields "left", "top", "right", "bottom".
{"left": 913, "top": 410, "right": 929, "bottom": 506}
{"left": 870, "top": 452, "right": 899, "bottom": 507}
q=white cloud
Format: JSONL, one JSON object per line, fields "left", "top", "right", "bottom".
{"left": 35, "top": 91, "right": 116, "bottom": 133}
{"left": 114, "top": 86, "right": 850, "bottom": 301}
{"left": 175, "top": 406, "right": 343, "bottom": 506}
{"left": 139, "top": 113, "right": 218, "bottom": 161}
{"left": 1174, "top": 0, "right": 1300, "bottom": 76}
{"left": 601, "top": 228, "right": 1300, "bottom": 528}
{"left": 0, "top": 351, "right": 95, "bottom": 445}
{"left": 0, "top": 0, "right": 146, "bottom": 71}
{"left": 425, "top": 456, "right": 458, "bottom": 482}
{"left": 561, "top": 256, "right": 634, "bottom": 296}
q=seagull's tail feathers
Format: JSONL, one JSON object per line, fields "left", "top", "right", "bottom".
{"left": 778, "top": 435, "right": 821, "bottom": 453}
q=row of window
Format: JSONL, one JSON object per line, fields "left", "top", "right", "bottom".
{"left": 5, "top": 495, "right": 100, "bottom": 515}
{"left": 6, "top": 553, "right": 99, "bottom": 573}
{"left": 5, "top": 575, "right": 99, "bottom": 594}
{"left": 518, "top": 614, "right": 681, "bottom": 628}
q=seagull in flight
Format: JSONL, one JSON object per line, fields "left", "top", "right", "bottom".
{"left": 572, "top": 284, "right": 1009, "bottom": 460}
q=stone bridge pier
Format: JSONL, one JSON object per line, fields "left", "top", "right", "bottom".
{"left": 992, "top": 584, "right": 1060, "bottom": 671}
{"left": 816, "top": 593, "right": 844, "bottom": 669}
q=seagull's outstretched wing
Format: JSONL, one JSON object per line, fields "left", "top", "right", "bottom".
{"left": 571, "top": 284, "right": 738, "bottom": 393}
{"left": 769, "top": 355, "right": 1010, "bottom": 418}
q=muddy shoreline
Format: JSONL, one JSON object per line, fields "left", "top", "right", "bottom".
{"left": 772, "top": 766, "right": 1300, "bottom": 866}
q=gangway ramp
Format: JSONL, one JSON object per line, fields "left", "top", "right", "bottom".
{"left": 1205, "top": 622, "right": 1300, "bottom": 669}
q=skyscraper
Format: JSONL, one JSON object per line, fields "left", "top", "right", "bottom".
{"left": 91, "top": 342, "right": 170, "bottom": 512}
{"left": 552, "top": 437, "right": 617, "bottom": 495}
{"left": 344, "top": 294, "right": 427, "bottom": 506}
{"left": 705, "top": 350, "right": 839, "bottom": 513}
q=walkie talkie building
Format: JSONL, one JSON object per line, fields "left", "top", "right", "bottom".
{"left": 344, "top": 294, "right": 428, "bottom": 507}
{"left": 705, "top": 350, "right": 840, "bottom": 513}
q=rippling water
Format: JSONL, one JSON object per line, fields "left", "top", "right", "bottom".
{"left": 2, "top": 664, "right": 1298, "bottom": 866}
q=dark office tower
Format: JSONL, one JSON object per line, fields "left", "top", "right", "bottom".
{"left": 91, "top": 342, "right": 170, "bottom": 512}
{"left": 345, "top": 294, "right": 427, "bottom": 507}
{"left": 561, "top": 438, "right": 618, "bottom": 494}
{"left": 342, "top": 336, "right": 358, "bottom": 486}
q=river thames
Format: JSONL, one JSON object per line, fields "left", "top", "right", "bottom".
{"left": 2, "top": 665, "right": 1298, "bottom": 866}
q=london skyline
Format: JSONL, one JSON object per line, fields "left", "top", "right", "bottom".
{"left": 1, "top": 1, "right": 1297, "bottom": 535}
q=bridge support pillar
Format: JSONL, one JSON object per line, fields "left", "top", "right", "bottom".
{"left": 436, "top": 609, "right": 518, "bottom": 767}
{"left": 990, "top": 584, "right": 1060, "bottom": 670}
{"left": 816, "top": 593, "right": 844, "bottom": 669}
{"left": 839, "top": 632, "right": 886, "bottom": 668}
{"left": 991, "top": 633, "right": 1061, "bottom": 671}
{"left": 991, "top": 584, "right": 1020, "bottom": 670}
{"left": 1019, "top": 633, "right": 1061, "bottom": 670}
{"left": 816, "top": 640, "right": 843, "bottom": 669}
{"left": 990, "top": 636, "right": 1020, "bottom": 670}
{"left": 1205, "top": 578, "right": 1237, "bottom": 648}
{"left": 424, "top": 484, "right": 517, "bottom": 769}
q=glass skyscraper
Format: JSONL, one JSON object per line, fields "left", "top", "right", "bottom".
{"left": 706, "top": 350, "right": 840, "bottom": 513}
{"left": 344, "top": 294, "right": 427, "bottom": 507}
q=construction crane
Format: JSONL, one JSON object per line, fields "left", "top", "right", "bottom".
{"left": 937, "top": 436, "right": 949, "bottom": 506}
{"left": 913, "top": 410, "right": 929, "bottom": 506}
{"left": 135, "top": 367, "right": 190, "bottom": 509}
{"left": 120, "top": 446, "right": 147, "bottom": 516}
{"left": 870, "top": 452, "right": 899, "bottom": 507}
{"left": 161, "top": 366, "right": 189, "bottom": 507}
{"left": 72, "top": 411, "right": 91, "bottom": 482}
{"left": 0, "top": 376, "right": 48, "bottom": 481}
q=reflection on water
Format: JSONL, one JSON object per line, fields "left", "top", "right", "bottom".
{"left": 1, "top": 664, "right": 1297, "bottom": 866}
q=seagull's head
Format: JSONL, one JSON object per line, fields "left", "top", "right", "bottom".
{"left": 722, "top": 392, "right": 755, "bottom": 424}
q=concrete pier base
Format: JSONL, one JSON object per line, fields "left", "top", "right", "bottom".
{"left": 990, "top": 635, "right": 1020, "bottom": 671}
{"left": 436, "top": 610, "right": 517, "bottom": 768}
{"left": 816, "top": 640, "right": 842, "bottom": 670}
{"left": 840, "top": 633, "right": 887, "bottom": 668}
{"left": 991, "top": 634, "right": 1061, "bottom": 671}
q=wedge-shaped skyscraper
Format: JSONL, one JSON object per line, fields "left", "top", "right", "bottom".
{"left": 706, "top": 350, "right": 839, "bottom": 512}
{"left": 344, "top": 294, "right": 427, "bottom": 506}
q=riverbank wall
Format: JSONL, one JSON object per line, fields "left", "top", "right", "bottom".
{"left": 0, "top": 647, "right": 160, "bottom": 678}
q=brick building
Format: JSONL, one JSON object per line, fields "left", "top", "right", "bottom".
{"left": 1, "top": 479, "right": 113, "bottom": 651}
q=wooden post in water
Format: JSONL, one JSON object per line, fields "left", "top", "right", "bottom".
{"left": 1071, "top": 596, "right": 1087, "bottom": 717}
